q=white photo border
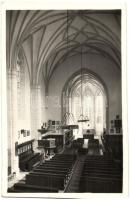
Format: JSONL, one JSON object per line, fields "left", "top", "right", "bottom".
{"left": 0, "top": 0, "right": 129, "bottom": 199}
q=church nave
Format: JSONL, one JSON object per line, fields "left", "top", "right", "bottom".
{"left": 4, "top": 8, "right": 124, "bottom": 195}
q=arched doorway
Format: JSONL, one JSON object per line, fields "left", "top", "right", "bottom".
{"left": 62, "top": 69, "right": 108, "bottom": 138}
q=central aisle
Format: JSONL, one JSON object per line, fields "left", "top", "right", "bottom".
{"left": 64, "top": 155, "right": 86, "bottom": 193}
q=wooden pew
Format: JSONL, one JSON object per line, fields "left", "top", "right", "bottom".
{"left": 33, "top": 168, "right": 69, "bottom": 176}
{"left": 40, "top": 160, "right": 74, "bottom": 165}
{"left": 38, "top": 163, "right": 72, "bottom": 168}
{"left": 29, "top": 171, "right": 67, "bottom": 178}
{"left": 35, "top": 166, "right": 71, "bottom": 175}
{"left": 35, "top": 165, "right": 70, "bottom": 170}
{"left": 37, "top": 165, "right": 72, "bottom": 174}
{"left": 26, "top": 173, "right": 65, "bottom": 190}
{"left": 84, "top": 164, "right": 116, "bottom": 169}
{"left": 83, "top": 168, "right": 122, "bottom": 174}
{"left": 13, "top": 160, "right": 73, "bottom": 192}
{"left": 80, "top": 176, "right": 122, "bottom": 193}
{"left": 83, "top": 171, "right": 122, "bottom": 178}
{"left": 49, "top": 159, "right": 74, "bottom": 163}
{"left": 80, "top": 155, "right": 122, "bottom": 193}
{"left": 36, "top": 165, "right": 70, "bottom": 170}
{"left": 85, "top": 155, "right": 112, "bottom": 159}
{"left": 51, "top": 157, "right": 75, "bottom": 161}
{"left": 53, "top": 154, "right": 75, "bottom": 157}
{"left": 12, "top": 153, "right": 76, "bottom": 192}
{"left": 13, "top": 182, "right": 59, "bottom": 192}
{"left": 103, "top": 134, "right": 123, "bottom": 160}
{"left": 50, "top": 155, "right": 76, "bottom": 162}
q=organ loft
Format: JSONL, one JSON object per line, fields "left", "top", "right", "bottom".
{"left": 4, "top": 9, "right": 125, "bottom": 194}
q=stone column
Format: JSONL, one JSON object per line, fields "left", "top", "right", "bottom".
{"left": 7, "top": 69, "right": 12, "bottom": 173}
{"left": 7, "top": 69, "right": 19, "bottom": 175}
{"left": 94, "top": 96, "right": 96, "bottom": 130}
{"left": 42, "top": 94, "right": 47, "bottom": 121}
{"left": 37, "top": 85, "right": 42, "bottom": 127}
{"left": 31, "top": 85, "right": 42, "bottom": 148}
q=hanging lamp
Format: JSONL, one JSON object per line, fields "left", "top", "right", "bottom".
{"left": 77, "top": 46, "right": 89, "bottom": 123}
{"left": 62, "top": 112, "right": 75, "bottom": 125}
{"left": 61, "top": 10, "right": 78, "bottom": 130}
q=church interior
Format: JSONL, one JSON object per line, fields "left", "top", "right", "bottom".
{"left": 6, "top": 10, "right": 123, "bottom": 193}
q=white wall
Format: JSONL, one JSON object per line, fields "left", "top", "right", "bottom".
{"left": 46, "top": 53, "right": 121, "bottom": 130}
{"left": 41, "top": 78, "right": 47, "bottom": 124}
{"left": 17, "top": 64, "right": 31, "bottom": 144}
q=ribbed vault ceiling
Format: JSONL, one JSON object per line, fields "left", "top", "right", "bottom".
{"left": 7, "top": 10, "right": 121, "bottom": 86}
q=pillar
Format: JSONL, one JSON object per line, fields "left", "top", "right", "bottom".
{"left": 7, "top": 69, "right": 12, "bottom": 172}
{"left": 7, "top": 69, "right": 19, "bottom": 175}
{"left": 31, "top": 85, "right": 42, "bottom": 147}
{"left": 37, "top": 85, "right": 42, "bottom": 127}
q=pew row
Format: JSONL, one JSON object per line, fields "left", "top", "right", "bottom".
{"left": 79, "top": 155, "right": 122, "bottom": 193}
{"left": 12, "top": 153, "right": 76, "bottom": 192}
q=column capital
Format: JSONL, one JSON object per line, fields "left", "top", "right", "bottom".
{"left": 31, "top": 84, "right": 41, "bottom": 90}
{"left": 7, "top": 69, "right": 17, "bottom": 77}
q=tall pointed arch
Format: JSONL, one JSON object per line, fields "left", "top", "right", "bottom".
{"left": 62, "top": 68, "right": 109, "bottom": 136}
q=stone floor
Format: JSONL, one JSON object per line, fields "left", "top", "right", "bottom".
{"left": 8, "top": 171, "right": 29, "bottom": 188}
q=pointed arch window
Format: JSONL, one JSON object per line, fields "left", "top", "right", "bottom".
{"left": 66, "top": 76, "right": 106, "bottom": 135}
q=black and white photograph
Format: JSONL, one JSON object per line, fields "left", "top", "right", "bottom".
{"left": 1, "top": 0, "right": 129, "bottom": 199}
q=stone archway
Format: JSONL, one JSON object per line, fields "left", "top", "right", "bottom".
{"left": 61, "top": 68, "right": 109, "bottom": 137}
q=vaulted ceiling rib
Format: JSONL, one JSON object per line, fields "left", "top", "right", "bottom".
{"left": 7, "top": 10, "right": 121, "bottom": 86}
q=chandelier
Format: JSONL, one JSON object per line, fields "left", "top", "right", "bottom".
{"left": 61, "top": 10, "right": 78, "bottom": 130}
{"left": 77, "top": 46, "right": 89, "bottom": 123}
